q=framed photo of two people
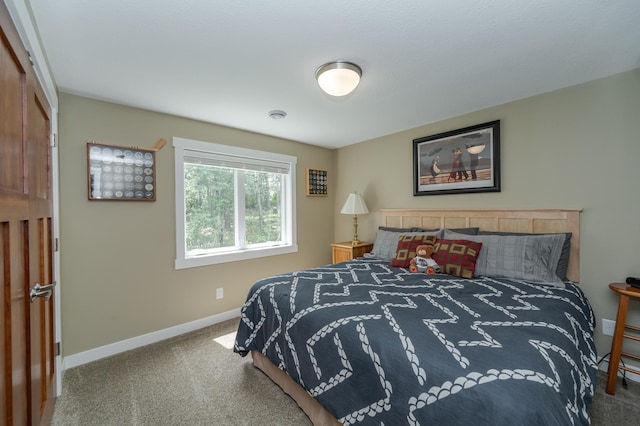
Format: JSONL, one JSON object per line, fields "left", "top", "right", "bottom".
{"left": 413, "top": 120, "right": 500, "bottom": 196}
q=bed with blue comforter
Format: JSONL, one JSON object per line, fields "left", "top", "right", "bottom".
{"left": 234, "top": 257, "right": 596, "bottom": 425}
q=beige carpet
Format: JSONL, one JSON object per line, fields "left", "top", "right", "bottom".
{"left": 591, "top": 369, "right": 640, "bottom": 425}
{"left": 52, "top": 318, "right": 311, "bottom": 426}
{"left": 53, "top": 318, "right": 639, "bottom": 425}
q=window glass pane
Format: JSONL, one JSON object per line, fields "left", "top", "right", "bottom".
{"left": 185, "top": 163, "right": 235, "bottom": 252}
{"left": 244, "top": 170, "right": 282, "bottom": 245}
{"left": 174, "top": 136, "right": 297, "bottom": 268}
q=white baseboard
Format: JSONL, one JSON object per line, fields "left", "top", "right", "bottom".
{"left": 62, "top": 308, "right": 241, "bottom": 370}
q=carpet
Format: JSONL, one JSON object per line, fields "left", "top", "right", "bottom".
{"left": 52, "top": 319, "right": 310, "bottom": 425}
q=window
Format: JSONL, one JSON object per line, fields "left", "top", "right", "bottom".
{"left": 174, "top": 137, "right": 297, "bottom": 269}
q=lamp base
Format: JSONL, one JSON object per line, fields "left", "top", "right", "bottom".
{"left": 351, "top": 215, "right": 361, "bottom": 246}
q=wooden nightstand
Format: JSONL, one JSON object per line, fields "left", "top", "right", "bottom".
{"left": 331, "top": 241, "right": 373, "bottom": 264}
{"left": 606, "top": 282, "right": 640, "bottom": 395}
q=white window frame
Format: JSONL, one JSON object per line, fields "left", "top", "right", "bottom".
{"left": 173, "top": 137, "right": 297, "bottom": 269}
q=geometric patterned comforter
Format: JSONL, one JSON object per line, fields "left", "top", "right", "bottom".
{"left": 234, "top": 258, "right": 597, "bottom": 425}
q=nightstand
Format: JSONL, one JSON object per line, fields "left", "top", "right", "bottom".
{"left": 606, "top": 282, "right": 640, "bottom": 395}
{"left": 331, "top": 241, "right": 373, "bottom": 264}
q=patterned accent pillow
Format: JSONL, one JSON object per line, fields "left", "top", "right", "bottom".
{"left": 432, "top": 239, "right": 483, "bottom": 279}
{"left": 390, "top": 235, "right": 438, "bottom": 267}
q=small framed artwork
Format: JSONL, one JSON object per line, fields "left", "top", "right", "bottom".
{"left": 306, "top": 168, "right": 328, "bottom": 196}
{"left": 87, "top": 142, "right": 157, "bottom": 201}
{"left": 413, "top": 120, "right": 500, "bottom": 196}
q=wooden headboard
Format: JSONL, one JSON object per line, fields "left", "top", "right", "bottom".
{"left": 380, "top": 208, "right": 582, "bottom": 282}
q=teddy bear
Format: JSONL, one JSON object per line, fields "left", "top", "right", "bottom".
{"left": 409, "top": 244, "right": 440, "bottom": 275}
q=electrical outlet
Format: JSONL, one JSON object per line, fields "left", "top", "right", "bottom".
{"left": 602, "top": 319, "right": 616, "bottom": 336}
{"left": 216, "top": 288, "right": 223, "bottom": 299}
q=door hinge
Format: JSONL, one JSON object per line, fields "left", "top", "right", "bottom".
{"left": 51, "top": 133, "right": 57, "bottom": 147}
{"left": 54, "top": 237, "right": 59, "bottom": 252}
{"left": 55, "top": 342, "right": 60, "bottom": 356}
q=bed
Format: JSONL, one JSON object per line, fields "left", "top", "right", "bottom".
{"left": 234, "top": 209, "right": 596, "bottom": 425}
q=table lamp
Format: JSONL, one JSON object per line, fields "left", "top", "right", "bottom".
{"left": 340, "top": 192, "right": 369, "bottom": 245}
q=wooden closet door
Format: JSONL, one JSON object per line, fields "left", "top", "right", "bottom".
{"left": 27, "top": 81, "right": 55, "bottom": 426}
{"left": 1, "top": 2, "right": 56, "bottom": 424}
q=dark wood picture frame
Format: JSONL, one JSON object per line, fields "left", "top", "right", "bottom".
{"left": 87, "top": 142, "right": 157, "bottom": 201}
{"left": 305, "top": 168, "right": 327, "bottom": 197}
{"left": 413, "top": 120, "right": 500, "bottom": 196}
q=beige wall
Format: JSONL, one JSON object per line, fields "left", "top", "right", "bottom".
{"left": 60, "top": 68, "right": 640, "bottom": 360}
{"left": 334, "top": 68, "right": 640, "bottom": 357}
{"left": 58, "top": 93, "right": 335, "bottom": 356}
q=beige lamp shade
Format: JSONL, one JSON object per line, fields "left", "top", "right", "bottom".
{"left": 340, "top": 193, "right": 369, "bottom": 215}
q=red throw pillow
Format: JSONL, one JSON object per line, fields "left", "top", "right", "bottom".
{"left": 432, "top": 239, "right": 483, "bottom": 278}
{"left": 390, "top": 235, "right": 438, "bottom": 268}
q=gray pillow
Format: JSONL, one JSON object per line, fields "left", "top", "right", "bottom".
{"left": 442, "top": 230, "right": 566, "bottom": 286}
{"left": 477, "top": 231, "right": 572, "bottom": 281}
{"left": 423, "top": 227, "right": 480, "bottom": 235}
{"left": 371, "top": 228, "right": 441, "bottom": 261}
{"left": 379, "top": 226, "right": 423, "bottom": 232}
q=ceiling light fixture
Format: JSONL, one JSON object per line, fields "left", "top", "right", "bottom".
{"left": 315, "top": 61, "right": 362, "bottom": 97}
{"left": 268, "top": 110, "right": 287, "bottom": 119}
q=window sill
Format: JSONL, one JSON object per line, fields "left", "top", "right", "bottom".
{"left": 175, "top": 244, "right": 298, "bottom": 269}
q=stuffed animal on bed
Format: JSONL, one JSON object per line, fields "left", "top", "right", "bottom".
{"left": 409, "top": 244, "right": 440, "bottom": 275}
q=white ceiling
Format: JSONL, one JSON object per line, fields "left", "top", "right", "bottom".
{"left": 29, "top": 0, "right": 640, "bottom": 149}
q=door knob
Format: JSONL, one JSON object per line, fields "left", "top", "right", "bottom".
{"left": 30, "top": 282, "right": 56, "bottom": 303}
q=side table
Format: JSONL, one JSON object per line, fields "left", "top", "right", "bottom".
{"left": 606, "top": 282, "right": 640, "bottom": 395}
{"left": 331, "top": 241, "right": 373, "bottom": 264}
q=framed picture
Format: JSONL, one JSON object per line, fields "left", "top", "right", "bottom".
{"left": 413, "top": 120, "right": 500, "bottom": 196}
{"left": 306, "top": 168, "right": 327, "bottom": 196}
{"left": 87, "top": 142, "right": 157, "bottom": 201}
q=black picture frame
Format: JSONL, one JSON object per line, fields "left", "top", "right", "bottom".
{"left": 413, "top": 120, "right": 500, "bottom": 196}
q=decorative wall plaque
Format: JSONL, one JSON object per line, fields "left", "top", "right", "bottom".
{"left": 305, "top": 168, "right": 328, "bottom": 196}
{"left": 87, "top": 142, "right": 157, "bottom": 201}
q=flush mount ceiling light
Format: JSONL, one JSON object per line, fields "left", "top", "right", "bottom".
{"left": 315, "top": 61, "right": 362, "bottom": 97}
